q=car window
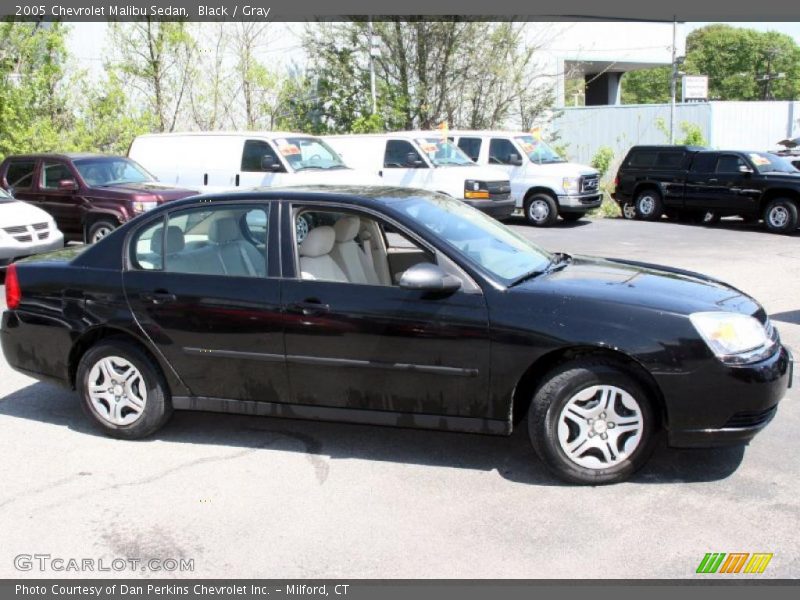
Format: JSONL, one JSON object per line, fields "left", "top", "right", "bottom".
{"left": 627, "top": 152, "right": 657, "bottom": 168}
{"left": 488, "top": 138, "right": 519, "bottom": 165}
{"left": 715, "top": 155, "right": 746, "bottom": 173}
{"left": 655, "top": 152, "right": 685, "bottom": 169}
{"left": 241, "top": 140, "right": 281, "bottom": 172}
{"left": 74, "top": 158, "right": 153, "bottom": 186}
{"left": 457, "top": 137, "right": 482, "bottom": 161}
{"left": 131, "top": 205, "right": 269, "bottom": 278}
{"left": 690, "top": 153, "right": 717, "bottom": 173}
{"left": 41, "top": 162, "right": 75, "bottom": 189}
{"left": 5, "top": 160, "right": 36, "bottom": 190}
{"left": 384, "top": 140, "right": 422, "bottom": 168}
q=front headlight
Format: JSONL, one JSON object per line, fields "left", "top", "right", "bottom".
{"left": 690, "top": 311, "right": 777, "bottom": 365}
{"left": 562, "top": 177, "right": 580, "bottom": 193}
{"left": 132, "top": 201, "right": 158, "bottom": 214}
{"left": 464, "top": 180, "right": 490, "bottom": 200}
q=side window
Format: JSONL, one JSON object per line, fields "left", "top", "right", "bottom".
{"left": 41, "top": 161, "right": 75, "bottom": 189}
{"left": 716, "top": 155, "right": 746, "bottom": 173}
{"left": 294, "top": 209, "right": 434, "bottom": 286}
{"left": 655, "top": 152, "right": 684, "bottom": 169}
{"left": 384, "top": 140, "right": 421, "bottom": 168}
{"left": 241, "top": 140, "right": 281, "bottom": 172}
{"left": 488, "top": 138, "right": 519, "bottom": 165}
{"left": 131, "top": 205, "right": 269, "bottom": 277}
{"left": 5, "top": 160, "right": 36, "bottom": 190}
{"left": 690, "top": 154, "right": 717, "bottom": 173}
{"left": 457, "top": 137, "right": 482, "bottom": 162}
{"left": 627, "top": 152, "right": 657, "bottom": 168}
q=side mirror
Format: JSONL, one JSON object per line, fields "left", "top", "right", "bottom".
{"left": 739, "top": 165, "right": 754, "bottom": 175}
{"left": 508, "top": 153, "right": 524, "bottom": 166}
{"left": 58, "top": 179, "right": 78, "bottom": 191}
{"left": 261, "top": 156, "right": 282, "bottom": 172}
{"left": 405, "top": 152, "right": 425, "bottom": 168}
{"left": 399, "top": 262, "right": 462, "bottom": 294}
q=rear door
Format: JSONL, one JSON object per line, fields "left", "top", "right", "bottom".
{"left": 683, "top": 152, "right": 719, "bottom": 210}
{"left": 123, "top": 200, "right": 289, "bottom": 403}
{"left": 3, "top": 158, "right": 39, "bottom": 206}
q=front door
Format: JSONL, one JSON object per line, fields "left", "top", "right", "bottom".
{"left": 123, "top": 201, "right": 290, "bottom": 403}
{"left": 380, "top": 139, "right": 432, "bottom": 189}
{"left": 38, "top": 160, "right": 83, "bottom": 238}
{"left": 279, "top": 202, "right": 491, "bottom": 421}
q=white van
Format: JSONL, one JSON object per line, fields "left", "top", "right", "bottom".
{"left": 323, "top": 132, "right": 514, "bottom": 219}
{"left": 128, "top": 132, "right": 379, "bottom": 192}
{"left": 448, "top": 130, "right": 602, "bottom": 226}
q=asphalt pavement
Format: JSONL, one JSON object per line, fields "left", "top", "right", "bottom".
{"left": 0, "top": 216, "right": 797, "bottom": 579}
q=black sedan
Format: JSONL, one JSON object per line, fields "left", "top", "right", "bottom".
{"left": 1, "top": 186, "right": 791, "bottom": 484}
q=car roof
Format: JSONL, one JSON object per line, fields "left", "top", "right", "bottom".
{"left": 628, "top": 145, "right": 707, "bottom": 152}
{"left": 135, "top": 131, "right": 321, "bottom": 140}
{"left": 447, "top": 130, "right": 536, "bottom": 137}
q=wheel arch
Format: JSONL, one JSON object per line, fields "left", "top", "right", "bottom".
{"left": 632, "top": 181, "right": 662, "bottom": 200}
{"left": 82, "top": 210, "right": 124, "bottom": 242}
{"left": 759, "top": 188, "right": 800, "bottom": 212}
{"left": 523, "top": 186, "right": 558, "bottom": 203}
{"left": 510, "top": 345, "right": 668, "bottom": 429}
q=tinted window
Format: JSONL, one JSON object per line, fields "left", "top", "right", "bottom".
{"left": 457, "top": 137, "right": 482, "bottom": 161}
{"left": 131, "top": 206, "right": 269, "bottom": 278}
{"left": 384, "top": 140, "right": 420, "bottom": 168}
{"left": 690, "top": 153, "right": 717, "bottom": 173}
{"left": 655, "top": 152, "right": 684, "bottom": 168}
{"left": 627, "top": 152, "right": 656, "bottom": 168}
{"left": 716, "top": 155, "right": 746, "bottom": 173}
{"left": 41, "top": 162, "right": 75, "bottom": 189}
{"left": 5, "top": 160, "right": 36, "bottom": 190}
{"left": 241, "top": 140, "right": 280, "bottom": 172}
{"left": 489, "top": 138, "right": 519, "bottom": 165}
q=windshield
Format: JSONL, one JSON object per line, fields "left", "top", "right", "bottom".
{"left": 417, "top": 138, "right": 475, "bottom": 166}
{"left": 277, "top": 137, "right": 347, "bottom": 171}
{"left": 74, "top": 158, "right": 155, "bottom": 186}
{"left": 0, "top": 187, "right": 12, "bottom": 203}
{"left": 514, "top": 136, "right": 566, "bottom": 164}
{"left": 748, "top": 152, "right": 798, "bottom": 174}
{"left": 394, "top": 194, "right": 552, "bottom": 283}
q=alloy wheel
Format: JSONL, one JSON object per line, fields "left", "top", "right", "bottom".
{"left": 637, "top": 195, "right": 655, "bottom": 216}
{"left": 87, "top": 356, "right": 147, "bottom": 426}
{"left": 622, "top": 203, "right": 637, "bottom": 220}
{"left": 91, "top": 225, "right": 113, "bottom": 243}
{"left": 768, "top": 205, "right": 790, "bottom": 229}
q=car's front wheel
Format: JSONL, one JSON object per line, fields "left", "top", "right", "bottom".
{"left": 87, "top": 219, "right": 117, "bottom": 244}
{"left": 528, "top": 359, "right": 657, "bottom": 484}
{"left": 524, "top": 193, "right": 558, "bottom": 227}
{"left": 763, "top": 198, "right": 799, "bottom": 234}
{"left": 77, "top": 338, "right": 172, "bottom": 439}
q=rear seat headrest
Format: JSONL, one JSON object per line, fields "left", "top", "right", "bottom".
{"left": 299, "top": 226, "right": 336, "bottom": 258}
{"left": 151, "top": 226, "right": 185, "bottom": 255}
{"left": 209, "top": 217, "right": 241, "bottom": 244}
{"left": 334, "top": 216, "right": 360, "bottom": 242}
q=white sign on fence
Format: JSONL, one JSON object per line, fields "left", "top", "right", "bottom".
{"left": 682, "top": 75, "right": 709, "bottom": 102}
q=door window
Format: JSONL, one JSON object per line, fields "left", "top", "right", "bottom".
{"left": 488, "top": 138, "right": 519, "bottom": 165}
{"left": 131, "top": 205, "right": 269, "bottom": 277}
{"left": 241, "top": 140, "right": 281, "bottom": 172}
{"left": 457, "top": 137, "right": 482, "bottom": 162}
{"left": 715, "top": 155, "right": 746, "bottom": 173}
{"left": 5, "top": 160, "right": 36, "bottom": 190}
{"left": 41, "top": 162, "right": 75, "bottom": 189}
{"left": 690, "top": 154, "right": 717, "bottom": 173}
{"left": 384, "top": 140, "right": 423, "bottom": 168}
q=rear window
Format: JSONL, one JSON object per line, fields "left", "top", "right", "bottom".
{"left": 626, "top": 150, "right": 686, "bottom": 169}
{"left": 5, "top": 160, "right": 36, "bottom": 190}
{"left": 655, "top": 152, "right": 685, "bottom": 168}
{"left": 626, "top": 152, "right": 656, "bottom": 168}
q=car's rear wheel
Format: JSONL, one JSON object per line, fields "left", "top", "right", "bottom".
{"left": 763, "top": 198, "right": 799, "bottom": 234}
{"left": 524, "top": 193, "right": 558, "bottom": 227}
{"left": 634, "top": 189, "right": 663, "bottom": 221}
{"left": 527, "top": 359, "right": 657, "bottom": 484}
{"left": 561, "top": 212, "right": 584, "bottom": 223}
{"left": 87, "top": 219, "right": 117, "bottom": 244}
{"left": 621, "top": 201, "right": 637, "bottom": 220}
{"left": 77, "top": 338, "right": 172, "bottom": 439}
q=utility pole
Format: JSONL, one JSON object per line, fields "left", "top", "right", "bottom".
{"left": 758, "top": 48, "right": 784, "bottom": 100}
{"left": 669, "top": 18, "right": 677, "bottom": 145}
{"left": 368, "top": 19, "right": 378, "bottom": 115}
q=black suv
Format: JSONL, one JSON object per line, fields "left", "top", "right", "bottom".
{"left": 613, "top": 145, "right": 800, "bottom": 234}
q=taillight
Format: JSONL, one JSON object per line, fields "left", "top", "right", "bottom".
{"left": 5, "top": 263, "right": 21, "bottom": 310}
{"left": 614, "top": 176, "right": 619, "bottom": 187}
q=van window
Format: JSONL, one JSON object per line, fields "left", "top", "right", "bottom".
{"left": 489, "top": 138, "right": 520, "bottom": 165}
{"left": 5, "top": 160, "right": 36, "bottom": 190}
{"left": 241, "top": 140, "right": 281, "bottom": 172}
{"left": 457, "top": 137, "right": 482, "bottom": 161}
{"left": 384, "top": 140, "right": 422, "bottom": 168}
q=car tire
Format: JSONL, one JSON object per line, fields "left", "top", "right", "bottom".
{"left": 621, "top": 201, "right": 637, "bottom": 220}
{"left": 524, "top": 193, "right": 558, "bottom": 227}
{"left": 561, "top": 213, "right": 584, "bottom": 223}
{"left": 87, "top": 219, "right": 117, "bottom": 244}
{"left": 763, "top": 198, "right": 799, "bottom": 234}
{"left": 527, "top": 358, "right": 657, "bottom": 485}
{"left": 634, "top": 189, "right": 663, "bottom": 221}
{"left": 77, "top": 338, "right": 173, "bottom": 439}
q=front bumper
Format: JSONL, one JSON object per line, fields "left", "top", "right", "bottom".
{"left": 557, "top": 193, "right": 603, "bottom": 212}
{"left": 464, "top": 198, "right": 516, "bottom": 219}
{"left": 0, "top": 231, "right": 65, "bottom": 268}
{"left": 665, "top": 345, "right": 792, "bottom": 448}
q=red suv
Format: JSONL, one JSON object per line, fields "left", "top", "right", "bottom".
{"left": 0, "top": 154, "right": 198, "bottom": 243}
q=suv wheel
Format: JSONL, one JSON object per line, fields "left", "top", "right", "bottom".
{"left": 763, "top": 198, "right": 799, "bottom": 234}
{"left": 524, "top": 193, "right": 558, "bottom": 227}
{"left": 634, "top": 189, "right": 663, "bottom": 221}
{"left": 528, "top": 359, "right": 657, "bottom": 485}
{"left": 87, "top": 219, "right": 117, "bottom": 244}
{"left": 621, "top": 202, "right": 637, "bottom": 220}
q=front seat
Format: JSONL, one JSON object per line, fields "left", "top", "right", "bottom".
{"left": 298, "top": 226, "right": 348, "bottom": 283}
{"left": 330, "top": 216, "right": 381, "bottom": 285}
{"left": 208, "top": 217, "right": 265, "bottom": 277}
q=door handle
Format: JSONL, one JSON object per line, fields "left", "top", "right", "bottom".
{"left": 142, "top": 291, "right": 177, "bottom": 305}
{"left": 288, "top": 300, "right": 330, "bottom": 316}
{"left": 708, "top": 178, "right": 718, "bottom": 183}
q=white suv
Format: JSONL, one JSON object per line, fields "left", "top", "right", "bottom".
{"left": 0, "top": 188, "right": 64, "bottom": 270}
{"left": 449, "top": 131, "right": 601, "bottom": 226}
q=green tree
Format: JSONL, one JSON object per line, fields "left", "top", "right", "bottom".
{"left": 621, "top": 67, "right": 671, "bottom": 104}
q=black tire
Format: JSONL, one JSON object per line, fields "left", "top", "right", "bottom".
{"left": 76, "top": 338, "right": 172, "bottom": 439}
{"left": 634, "top": 188, "right": 663, "bottom": 221}
{"left": 524, "top": 193, "right": 558, "bottom": 227}
{"left": 527, "top": 358, "right": 657, "bottom": 485}
{"left": 561, "top": 212, "right": 584, "bottom": 223}
{"left": 620, "top": 201, "right": 637, "bottom": 220}
{"left": 763, "top": 198, "right": 799, "bottom": 234}
{"left": 87, "top": 219, "right": 117, "bottom": 244}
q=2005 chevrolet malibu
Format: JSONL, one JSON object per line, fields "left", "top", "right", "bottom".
{"left": 1, "top": 186, "right": 792, "bottom": 483}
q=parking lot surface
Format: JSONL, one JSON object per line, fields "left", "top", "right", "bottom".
{"left": 0, "top": 217, "right": 797, "bottom": 579}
